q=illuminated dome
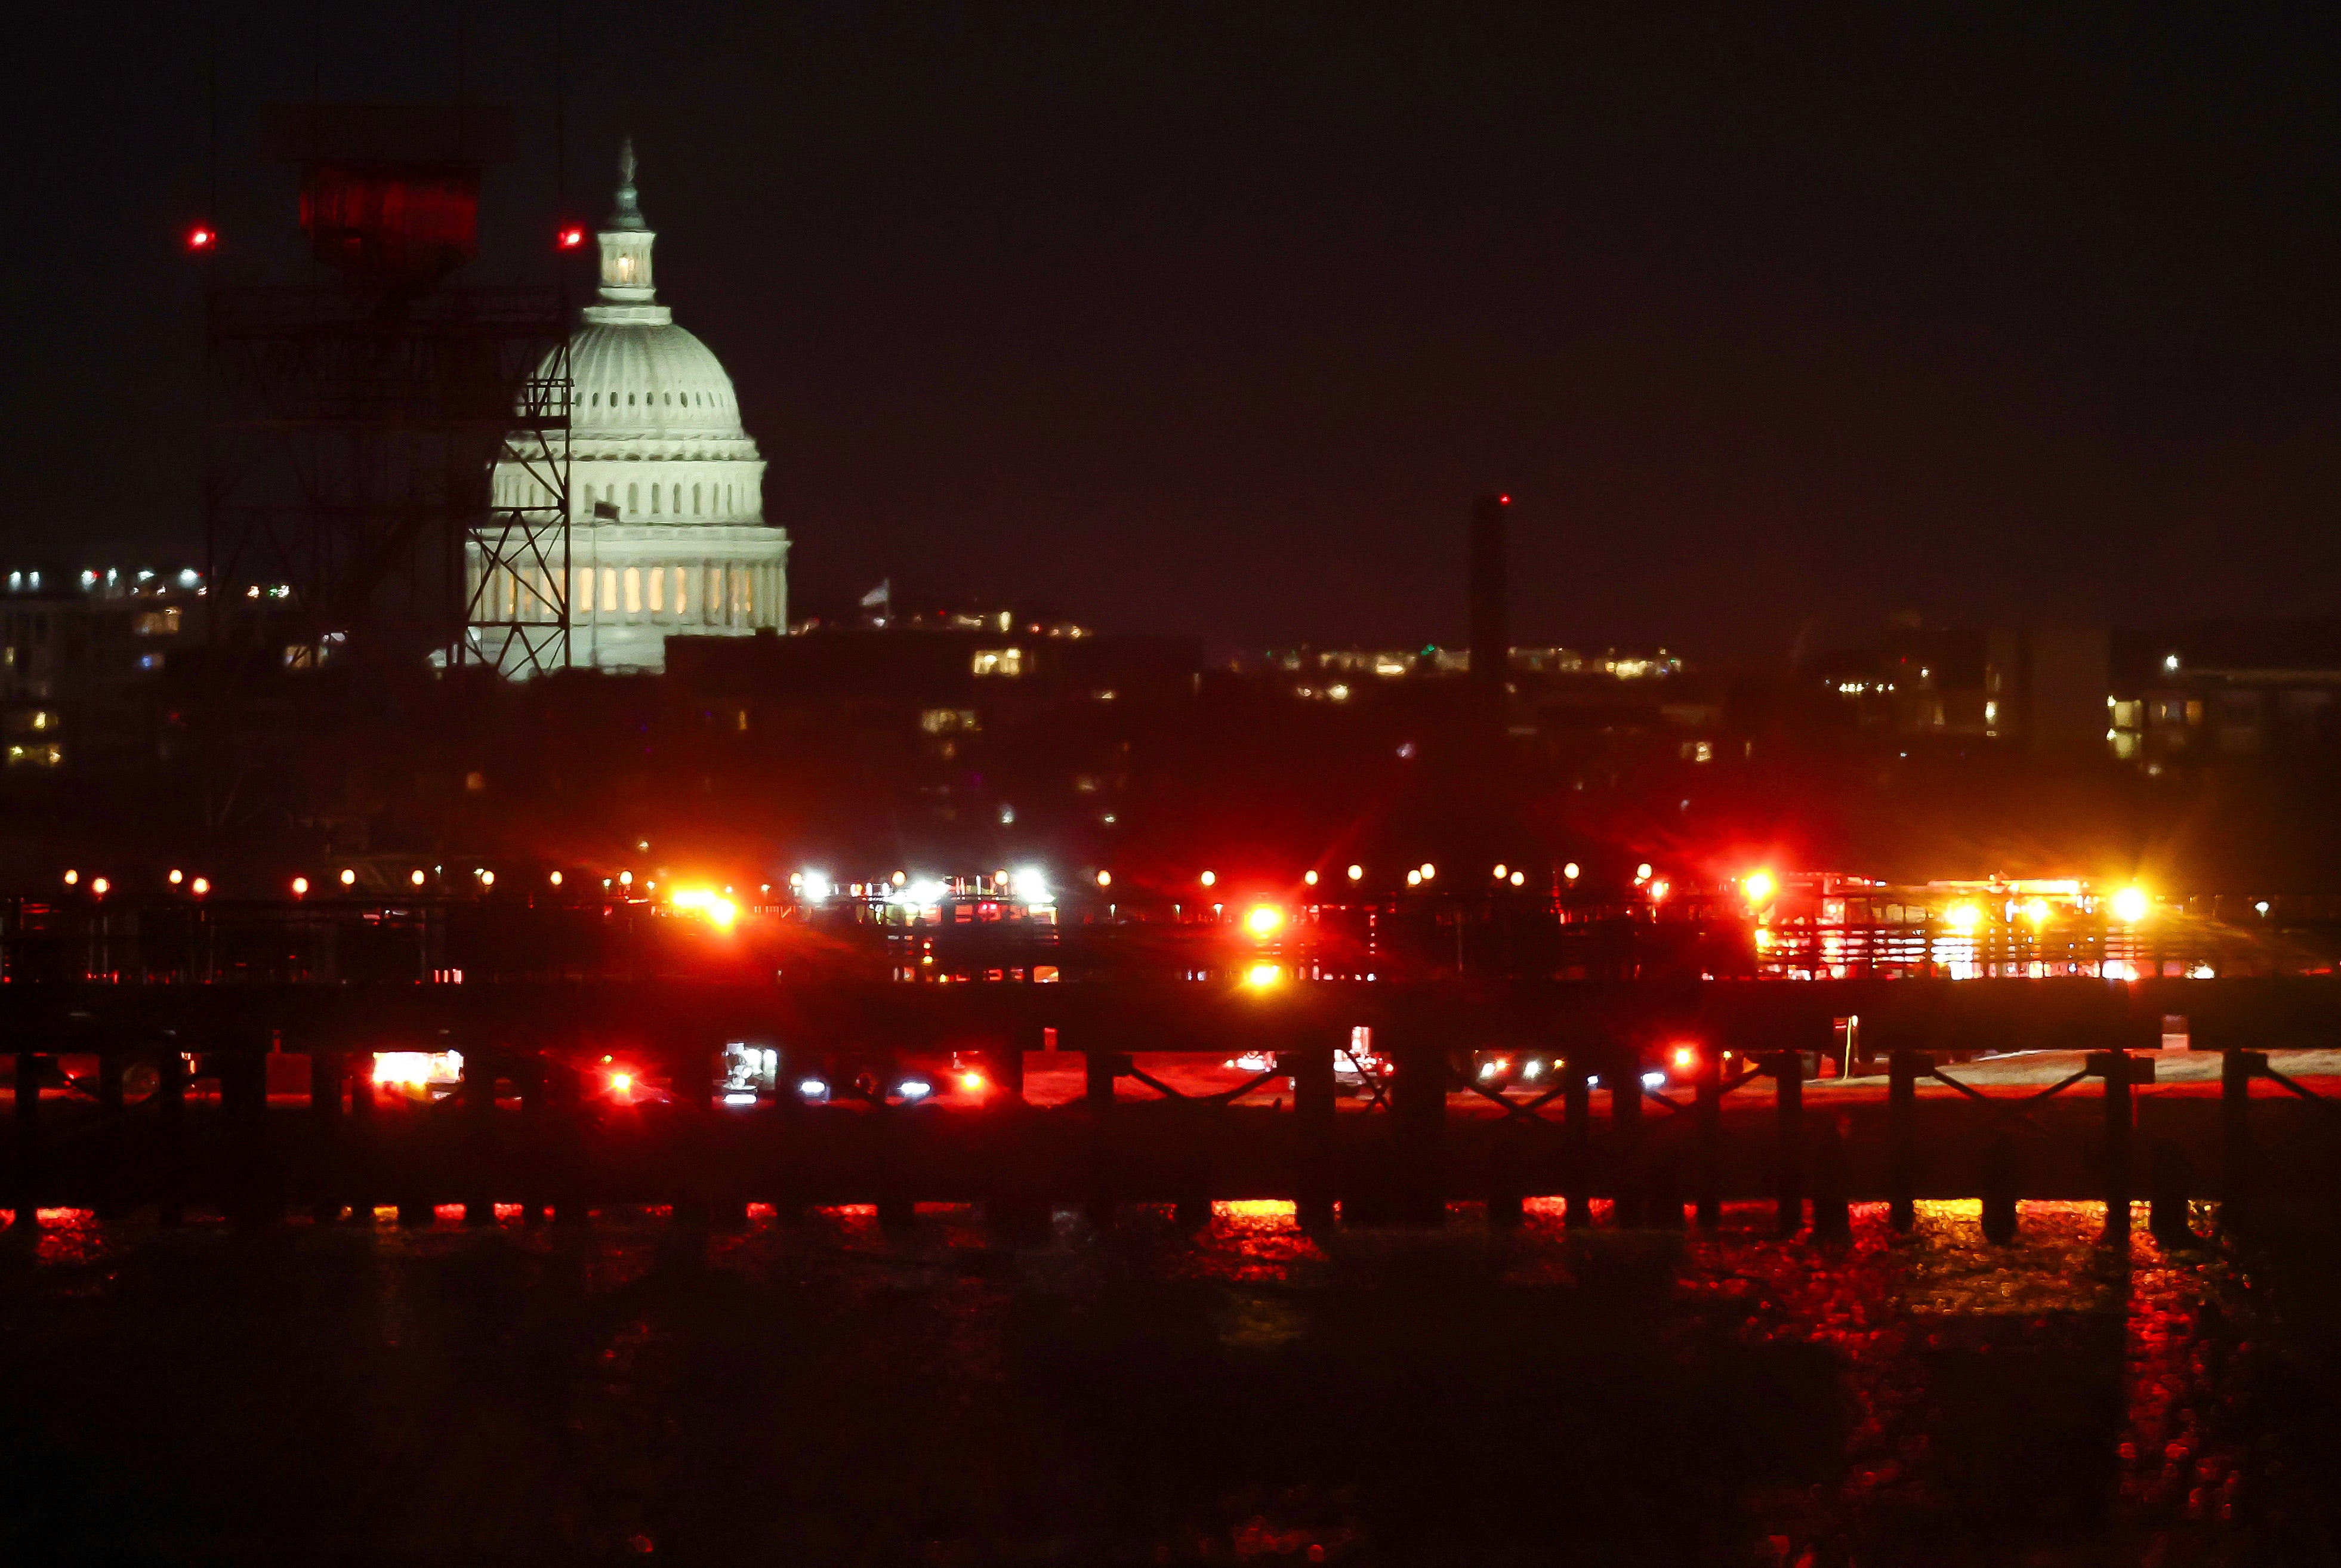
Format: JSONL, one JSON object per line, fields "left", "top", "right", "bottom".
{"left": 566, "top": 325, "right": 747, "bottom": 440}
{"left": 469, "top": 140, "right": 788, "bottom": 677}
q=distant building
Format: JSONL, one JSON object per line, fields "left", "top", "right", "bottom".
{"left": 0, "top": 567, "right": 196, "bottom": 776}
{"left": 1813, "top": 622, "right": 2106, "bottom": 754}
{"left": 664, "top": 612, "right": 1202, "bottom": 832}
{"left": 2109, "top": 619, "right": 2341, "bottom": 766}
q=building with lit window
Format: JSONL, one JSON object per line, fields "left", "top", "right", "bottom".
{"left": 2108, "top": 619, "right": 2341, "bottom": 767}
{"left": 470, "top": 141, "right": 787, "bottom": 676}
{"left": 0, "top": 567, "right": 196, "bottom": 776}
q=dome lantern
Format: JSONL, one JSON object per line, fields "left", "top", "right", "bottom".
{"left": 588, "top": 138, "right": 665, "bottom": 325}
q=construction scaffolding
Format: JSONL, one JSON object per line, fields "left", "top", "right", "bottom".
{"left": 198, "top": 104, "right": 572, "bottom": 826}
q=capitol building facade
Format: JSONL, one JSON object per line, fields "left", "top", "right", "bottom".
{"left": 470, "top": 143, "right": 788, "bottom": 676}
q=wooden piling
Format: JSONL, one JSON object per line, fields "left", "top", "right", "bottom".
{"left": 1981, "top": 1131, "right": 2019, "bottom": 1244}
{"left": 1809, "top": 1118, "right": 1850, "bottom": 1241}
{"left": 2220, "top": 1048, "right": 2263, "bottom": 1236}
{"left": 156, "top": 1046, "right": 186, "bottom": 1227}
{"left": 1562, "top": 1058, "right": 1591, "bottom": 1229}
{"left": 1082, "top": 1042, "right": 1118, "bottom": 1230}
{"left": 460, "top": 1047, "right": 498, "bottom": 1227}
{"left": 9, "top": 1050, "right": 39, "bottom": 1232}
{"left": 305, "top": 1049, "right": 343, "bottom": 1224}
{"left": 1772, "top": 1049, "right": 1805, "bottom": 1237}
{"left": 95, "top": 1045, "right": 130, "bottom": 1220}
{"left": 1288, "top": 1034, "right": 1337, "bottom": 1234}
{"left": 222, "top": 1045, "right": 277, "bottom": 1224}
{"left": 2088, "top": 1048, "right": 2151, "bottom": 1243}
{"left": 2148, "top": 1138, "right": 2195, "bottom": 1247}
{"left": 1886, "top": 1047, "right": 1926, "bottom": 1234}
{"left": 1694, "top": 1050, "right": 1722, "bottom": 1230}
{"left": 1389, "top": 1034, "right": 1446, "bottom": 1226}
{"left": 1608, "top": 1043, "right": 1644, "bottom": 1227}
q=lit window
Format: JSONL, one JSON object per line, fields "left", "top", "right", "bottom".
{"left": 624, "top": 568, "right": 641, "bottom": 616}
{"left": 647, "top": 566, "right": 664, "bottom": 615}
{"left": 601, "top": 567, "right": 617, "bottom": 615}
{"left": 972, "top": 647, "right": 1025, "bottom": 677}
{"left": 674, "top": 566, "right": 689, "bottom": 615}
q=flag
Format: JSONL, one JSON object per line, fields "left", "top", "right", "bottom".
{"left": 859, "top": 580, "right": 891, "bottom": 609}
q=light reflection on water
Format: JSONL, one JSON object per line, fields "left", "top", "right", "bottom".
{"left": 0, "top": 1196, "right": 2302, "bottom": 1563}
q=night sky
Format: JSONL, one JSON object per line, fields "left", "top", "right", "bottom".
{"left": 16, "top": 2, "right": 2341, "bottom": 657}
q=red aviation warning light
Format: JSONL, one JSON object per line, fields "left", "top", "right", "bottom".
{"left": 185, "top": 223, "right": 217, "bottom": 252}
{"left": 556, "top": 223, "right": 587, "bottom": 251}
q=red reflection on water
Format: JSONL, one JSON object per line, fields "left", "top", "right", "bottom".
{"left": 32, "top": 1208, "right": 109, "bottom": 1267}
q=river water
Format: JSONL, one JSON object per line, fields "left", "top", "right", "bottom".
{"left": 0, "top": 1198, "right": 2327, "bottom": 1564}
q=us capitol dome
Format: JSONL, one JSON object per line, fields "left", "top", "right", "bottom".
{"left": 469, "top": 140, "right": 788, "bottom": 675}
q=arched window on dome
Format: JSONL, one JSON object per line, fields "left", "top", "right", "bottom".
{"left": 623, "top": 568, "right": 641, "bottom": 619}
{"left": 647, "top": 564, "right": 664, "bottom": 618}
{"left": 673, "top": 566, "right": 687, "bottom": 615}
{"left": 692, "top": 483, "right": 701, "bottom": 515}
{"left": 627, "top": 483, "right": 639, "bottom": 515}
{"left": 650, "top": 484, "right": 661, "bottom": 514}
{"left": 602, "top": 567, "right": 618, "bottom": 618}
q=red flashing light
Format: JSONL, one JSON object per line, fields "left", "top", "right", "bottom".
{"left": 1498, "top": 493, "right": 1511, "bottom": 505}
{"left": 186, "top": 224, "right": 217, "bottom": 252}
{"left": 556, "top": 224, "right": 587, "bottom": 251}
{"left": 1672, "top": 1045, "right": 1697, "bottom": 1070}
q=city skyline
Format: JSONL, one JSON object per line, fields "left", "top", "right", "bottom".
{"left": 16, "top": 2, "right": 2341, "bottom": 659}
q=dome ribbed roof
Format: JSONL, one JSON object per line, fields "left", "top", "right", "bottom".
{"left": 563, "top": 323, "right": 747, "bottom": 438}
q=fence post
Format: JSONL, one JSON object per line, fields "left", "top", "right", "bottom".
{"left": 1389, "top": 1033, "right": 1446, "bottom": 1226}
{"left": 1887, "top": 1048, "right": 1926, "bottom": 1233}
{"left": 1694, "top": 1048, "right": 1722, "bottom": 1230}
{"left": 1608, "top": 1043, "right": 1645, "bottom": 1227}
{"left": 1288, "top": 1033, "right": 1337, "bottom": 1233}
{"left": 2220, "top": 1048, "right": 2262, "bottom": 1237}
{"left": 1981, "top": 1130, "right": 2019, "bottom": 1244}
{"left": 1562, "top": 1056, "right": 1592, "bottom": 1229}
{"left": 1771, "top": 1049, "right": 1805, "bottom": 1237}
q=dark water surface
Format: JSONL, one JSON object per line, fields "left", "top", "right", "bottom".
{"left": 0, "top": 1199, "right": 2331, "bottom": 1565}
